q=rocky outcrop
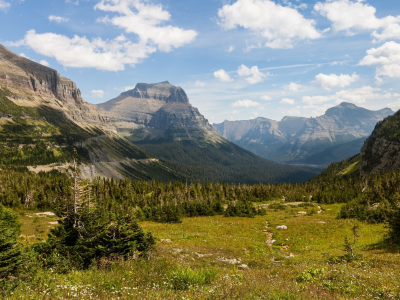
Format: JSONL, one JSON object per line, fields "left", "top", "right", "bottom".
{"left": 97, "top": 81, "right": 222, "bottom": 143}
{"left": 359, "top": 110, "right": 400, "bottom": 178}
{"left": 213, "top": 103, "right": 393, "bottom": 165}
{"left": 0, "top": 44, "right": 112, "bottom": 130}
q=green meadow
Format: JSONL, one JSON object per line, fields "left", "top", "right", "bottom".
{"left": 9, "top": 202, "right": 399, "bottom": 300}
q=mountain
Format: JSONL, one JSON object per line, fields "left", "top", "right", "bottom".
{"left": 213, "top": 103, "right": 393, "bottom": 167}
{"left": 360, "top": 110, "right": 400, "bottom": 178}
{"left": 97, "top": 82, "right": 318, "bottom": 184}
{"left": 0, "top": 44, "right": 180, "bottom": 181}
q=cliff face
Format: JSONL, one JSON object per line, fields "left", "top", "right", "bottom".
{"left": 0, "top": 44, "right": 112, "bottom": 129}
{"left": 360, "top": 110, "right": 400, "bottom": 178}
{"left": 97, "top": 81, "right": 222, "bottom": 143}
{"left": 0, "top": 45, "right": 180, "bottom": 181}
{"left": 213, "top": 103, "right": 393, "bottom": 165}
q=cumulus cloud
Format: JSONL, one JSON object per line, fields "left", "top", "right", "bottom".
{"left": 313, "top": 73, "right": 359, "bottom": 90}
{"left": 237, "top": 64, "right": 266, "bottom": 84}
{"left": 227, "top": 45, "right": 235, "bottom": 52}
{"left": 359, "top": 41, "right": 400, "bottom": 79}
{"left": 7, "top": 30, "right": 156, "bottom": 71}
{"left": 315, "top": 0, "right": 400, "bottom": 42}
{"left": 49, "top": 15, "right": 70, "bottom": 23}
{"left": 280, "top": 98, "right": 295, "bottom": 105}
{"left": 302, "top": 86, "right": 400, "bottom": 105}
{"left": 232, "top": 99, "right": 260, "bottom": 108}
{"left": 195, "top": 80, "right": 205, "bottom": 87}
{"left": 0, "top": 0, "right": 10, "bottom": 11}
{"left": 91, "top": 89, "right": 104, "bottom": 98}
{"left": 19, "top": 53, "right": 29, "bottom": 59}
{"left": 95, "top": 0, "right": 197, "bottom": 52}
{"left": 218, "top": 0, "right": 321, "bottom": 49}
{"left": 284, "top": 82, "right": 302, "bottom": 91}
{"left": 7, "top": 0, "right": 196, "bottom": 71}
{"left": 214, "top": 69, "right": 234, "bottom": 82}
{"left": 261, "top": 95, "right": 272, "bottom": 101}
{"left": 39, "top": 60, "right": 49, "bottom": 66}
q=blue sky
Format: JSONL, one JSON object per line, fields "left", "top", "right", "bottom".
{"left": 1, "top": 0, "right": 400, "bottom": 123}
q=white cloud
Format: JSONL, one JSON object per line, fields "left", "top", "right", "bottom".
{"left": 49, "top": 15, "right": 70, "bottom": 23}
{"left": 214, "top": 69, "right": 234, "bottom": 82}
{"left": 302, "top": 86, "right": 400, "bottom": 105}
{"left": 218, "top": 0, "right": 321, "bottom": 49}
{"left": 261, "top": 95, "right": 272, "bottom": 101}
{"left": 0, "top": 0, "right": 10, "bottom": 11}
{"left": 359, "top": 41, "right": 400, "bottom": 79}
{"left": 314, "top": 0, "right": 400, "bottom": 42}
{"left": 39, "top": 60, "right": 49, "bottom": 66}
{"left": 124, "top": 85, "right": 136, "bottom": 91}
{"left": 232, "top": 109, "right": 240, "bottom": 114}
{"left": 227, "top": 45, "right": 235, "bottom": 52}
{"left": 237, "top": 64, "right": 266, "bottom": 84}
{"left": 19, "top": 53, "right": 29, "bottom": 59}
{"left": 284, "top": 82, "right": 302, "bottom": 91}
{"left": 313, "top": 73, "right": 359, "bottom": 90}
{"left": 280, "top": 98, "right": 295, "bottom": 105}
{"left": 8, "top": 30, "right": 156, "bottom": 71}
{"left": 95, "top": 0, "right": 197, "bottom": 52}
{"left": 195, "top": 80, "right": 205, "bottom": 87}
{"left": 66, "top": 0, "right": 79, "bottom": 5}
{"left": 8, "top": 0, "right": 196, "bottom": 71}
{"left": 91, "top": 89, "right": 104, "bottom": 98}
{"left": 232, "top": 99, "right": 260, "bottom": 108}
{"left": 387, "top": 100, "right": 400, "bottom": 110}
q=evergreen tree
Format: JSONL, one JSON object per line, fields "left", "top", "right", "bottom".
{"left": 0, "top": 204, "right": 23, "bottom": 282}
{"left": 388, "top": 208, "right": 400, "bottom": 244}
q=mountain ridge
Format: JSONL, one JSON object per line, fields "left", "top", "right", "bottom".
{"left": 213, "top": 102, "right": 393, "bottom": 167}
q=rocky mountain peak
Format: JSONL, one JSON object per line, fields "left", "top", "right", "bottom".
{"left": 121, "top": 81, "right": 189, "bottom": 104}
{"left": 97, "top": 81, "right": 222, "bottom": 143}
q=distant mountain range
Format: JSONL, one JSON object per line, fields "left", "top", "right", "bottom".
{"left": 213, "top": 103, "right": 393, "bottom": 167}
{"left": 97, "top": 82, "right": 318, "bottom": 183}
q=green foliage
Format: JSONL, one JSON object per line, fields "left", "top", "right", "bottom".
{"left": 297, "top": 267, "right": 327, "bottom": 282}
{"left": 0, "top": 204, "right": 23, "bottom": 286}
{"left": 168, "top": 266, "right": 218, "bottom": 290}
{"left": 388, "top": 208, "right": 400, "bottom": 244}
{"left": 135, "top": 140, "right": 319, "bottom": 184}
{"left": 35, "top": 209, "right": 155, "bottom": 272}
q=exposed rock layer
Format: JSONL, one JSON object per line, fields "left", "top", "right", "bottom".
{"left": 97, "top": 81, "right": 222, "bottom": 143}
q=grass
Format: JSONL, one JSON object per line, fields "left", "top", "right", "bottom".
{"left": 7, "top": 203, "right": 400, "bottom": 299}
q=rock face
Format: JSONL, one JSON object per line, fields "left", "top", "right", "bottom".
{"left": 0, "top": 44, "right": 179, "bottom": 181}
{"left": 360, "top": 110, "right": 400, "bottom": 178}
{"left": 97, "top": 81, "right": 222, "bottom": 143}
{"left": 0, "top": 44, "right": 112, "bottom": 129}
{"left": 213, "top": 103, "right": 393, "bottom": 166}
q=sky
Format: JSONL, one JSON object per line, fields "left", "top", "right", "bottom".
{"left": 1, "top": 0, "right": 400, "bottom": 124}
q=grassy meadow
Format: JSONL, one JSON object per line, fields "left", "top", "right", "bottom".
{"left": 9, "top": 202, "right": 400, "bottom": 299}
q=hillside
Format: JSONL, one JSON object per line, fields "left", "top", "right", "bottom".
{"left": 0, "top": 44, "right": 180, "bottom": 182}
{"left": 213, "top": 103, "right": 393, "bottom": 167}
{"left": 360, "top": 109, "right": 400, "bottom": 178}
{"left": 98, "top": 82, "right": 318, "bottom": 183}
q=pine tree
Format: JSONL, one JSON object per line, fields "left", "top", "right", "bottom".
{"left": 0, "top": 204, "right": 23, "bottom": 282}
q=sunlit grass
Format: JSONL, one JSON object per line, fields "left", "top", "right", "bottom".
{"left": 8, "top": 203, "right": 400, "bottom": 299}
